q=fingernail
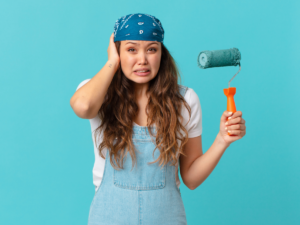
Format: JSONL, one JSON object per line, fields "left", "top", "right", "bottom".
{"left": 228, "top": 112, "right": 233, "bottom": 115}
{"left": 225, "top": 122, "right": 228, "bottom": 125}
{"left": 228, "top": 117, "right": 232, "bottom": 120}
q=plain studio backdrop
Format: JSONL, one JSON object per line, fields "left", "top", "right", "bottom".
{"left": 0, "top": 0, "right": 299, "bottom": 224}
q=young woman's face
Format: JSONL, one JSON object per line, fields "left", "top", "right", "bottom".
{"left": 119, "top": 40, "right": 162, "bottom": 84}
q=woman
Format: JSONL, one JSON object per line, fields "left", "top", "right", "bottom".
{"left": 70, "top": 13, "right": 246, "bottom": 225}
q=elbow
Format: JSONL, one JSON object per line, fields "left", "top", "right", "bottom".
{"left": 182, "top": 179, "right": 197, "bottom": 191}
{"left": 188, "top": 184, "right": 197, "bottom": 190}
{"left": 70, "top": 97, "right": 92, "bottom": 119}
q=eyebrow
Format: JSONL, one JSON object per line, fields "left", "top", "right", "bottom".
{"left": 125, "top": 42, "right": 159, "bottom": 46}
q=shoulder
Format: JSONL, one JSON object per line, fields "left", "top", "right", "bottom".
{"left": 179, "top": 86, "right": 202, "bottom": 138}
{"left": 178, "top": 85, "right": 201, "bottom": 106}
{"left": 187, "top": 88, "right": 200, "bottom": 103}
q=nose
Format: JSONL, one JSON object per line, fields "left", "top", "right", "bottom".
{"left": 138, "top": 51, "right": 148, "bottom": 65}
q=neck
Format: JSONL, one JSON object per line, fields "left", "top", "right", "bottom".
{"left": 134, "top": 82, "right": 150, "bottom": 99}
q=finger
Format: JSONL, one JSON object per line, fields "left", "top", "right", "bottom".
{"left": 226, "top": 124, "right": 246, "bottom": 131}
{"left": 242, "top": 118, "right": 246, "bottom": 124}
{"left": 227, "top": 129, "right": 244, "bottom": 136}
{"left": 226, "top": 116, "right": 242, "bottom": 126}
{"left": 237, "top": 117, "right": 246, "bottom": 125}
{"left": 222, "top": 111, "right": 233, "bottom": 123}
{"left": 228, "top": 111, "right": 242, "bottom": 120}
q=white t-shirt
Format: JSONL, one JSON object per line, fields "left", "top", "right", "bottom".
{"left": 76, "top": 79, "right": 202, "bottom": 192}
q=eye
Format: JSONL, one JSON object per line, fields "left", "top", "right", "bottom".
{"left": 127, "top": 48, "right": 157, "bottom": 52}
{"left": 149, "top": 48, "right": 157, "bottom": 52}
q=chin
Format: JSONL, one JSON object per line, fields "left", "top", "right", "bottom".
{"left": 132, "top": 77, "right": 152, "bottom": 83}
{"left": 125, "top": 73, "right": 154, "bottom": 83}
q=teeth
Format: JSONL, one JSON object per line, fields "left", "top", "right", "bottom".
{"left": 136, "top": 70, "right": 148, "bottom": 72}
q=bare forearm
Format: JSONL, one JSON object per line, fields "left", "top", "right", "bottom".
{"left": 70, "top": 60, "right": 118, "bottom": 118}
{"left": 186, "top": 133, "right": 230, "bottom": 190}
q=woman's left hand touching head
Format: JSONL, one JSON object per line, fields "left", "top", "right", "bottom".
{"left": 218, "top": 111, "right": 246, "bottom": 147}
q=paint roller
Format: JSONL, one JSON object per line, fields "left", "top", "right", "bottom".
{"left": 197, "top": 48, "right": 241, "bottom": 136}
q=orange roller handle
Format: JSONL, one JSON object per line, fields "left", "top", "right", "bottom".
{"left": 223, "top": 87, "right": 237, "bottom": 136}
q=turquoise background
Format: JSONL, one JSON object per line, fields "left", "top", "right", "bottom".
{"left": 0, "top": 0, "right": 299, "bottom": 224}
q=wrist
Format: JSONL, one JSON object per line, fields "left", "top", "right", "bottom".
{"left": 107, "top": 60, "right": 119, "bottom": 71}
{"left": 216, "top": 132, "right": 230, "bottom": 149}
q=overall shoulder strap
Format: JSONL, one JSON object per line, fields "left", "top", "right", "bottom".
{"left": 178, "top": 84, "right": 188, "bottom": 98}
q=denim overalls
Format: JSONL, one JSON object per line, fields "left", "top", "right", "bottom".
{"left": 88, "top": 85, "right": 188, "bottom": 225}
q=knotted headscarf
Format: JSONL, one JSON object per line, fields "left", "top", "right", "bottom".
{"left": 113, "top": 13, "right": 165, "bottom": 43}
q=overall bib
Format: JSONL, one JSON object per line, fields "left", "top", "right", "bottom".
{"left": 88, "top": 85, "right": 188, "bottom": 225}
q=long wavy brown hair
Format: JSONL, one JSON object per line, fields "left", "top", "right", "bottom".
{"left": 93, "top": 41, "right": 191, "bottom": 171}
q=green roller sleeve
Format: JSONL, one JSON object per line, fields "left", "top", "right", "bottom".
{"left": 197, "top": 48, "right": 241, "bottom": 69}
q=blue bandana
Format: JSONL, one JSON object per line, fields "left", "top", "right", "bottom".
{"left": 113, "top": 13, "right": 165, "bottom": 43}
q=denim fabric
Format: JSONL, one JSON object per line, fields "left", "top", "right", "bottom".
{"left": 88, "top": 85, "right": 188, "bottom": 225}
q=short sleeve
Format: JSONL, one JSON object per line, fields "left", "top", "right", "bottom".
{"left": 76, "top": 78, "right": 91, "bottom": 91}
{"left": 183, "top": 88, "right": 202, "bottom": 138}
